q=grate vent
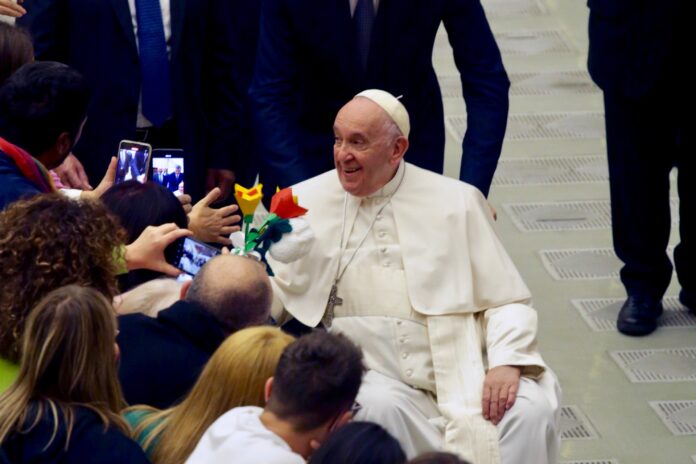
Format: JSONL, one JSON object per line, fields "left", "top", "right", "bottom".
{"left": 481, "top": 0, "right": 546, "bottom": 17}
{"left": 560, "top": 405, "right": 599, "bottom": 440}
{"left": 503, "top": 198, "right": 679, "bottom": 232}
{"left": 492, "top": 156, "right": 607, "bottom": 186}
{"left": 446, "top": 112, "right": 606, "bottom": 142}
{"left": 439, "top": 72, "right": 598, "bottom": 98}
{"left": 495, "top": 30, "right": 576, "bottom": 56}
{"left": 573, "top": 297, "right": 696, "bottom": 332}
{"left": 560, "top": 461, "right": 618, "bottom": 464}
{"left": 540, "top": 248, "right": 622, "bottom": 280}
{"left": 650, "top": 401, "right": 696, "bottom": 435}
{"left": 610, "top": 348, "right": 696, "bottom": 383}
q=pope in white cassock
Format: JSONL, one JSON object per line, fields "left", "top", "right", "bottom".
{"left": 267, "top": 89, "right": 561, "bottom": 464}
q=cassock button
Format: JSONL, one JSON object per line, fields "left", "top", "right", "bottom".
{"left": 383, "top": 261, "right": 391, "bottom": 267}
{"left": 399, "top": 337, "right": 406, "bottom": 344}
{"left": 406, "top": 369, "right": 413, "bottom": 377}
{"left": 396, "top": 320, "right": 403, "bottom": 326}
{"left": 378, "top": 231, "right": 386, "bottom": 238}
{"left": 376, "top": 214, "right": 383, "bottom": 221}
{"left": 401, "top": 352, "right": 409, "bottom": 359}
{"left": 380, "top": 247, "right": 388, "bottom": 253}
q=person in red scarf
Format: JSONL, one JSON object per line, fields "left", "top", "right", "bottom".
{"left": 0, "top": 61, "right": 90, "bottom": 210}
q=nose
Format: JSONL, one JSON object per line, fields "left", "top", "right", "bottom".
{"left": 334, "top": 141, "right": 353, "bottom": 161}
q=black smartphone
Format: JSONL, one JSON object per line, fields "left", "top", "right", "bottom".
{"left": 116, "top": 140, "right": 152, "bottom": 184}
{"left": 151, "top": 148, "right": 185, "bottom": 195}
{"left": 173, "top": 237, "right": 220, "bottom": 276}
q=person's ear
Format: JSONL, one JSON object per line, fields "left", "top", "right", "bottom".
{"left": 179, "top": 279, "right": 192, "bottom": 299}
{"left": 264, "top": 377, "right": 274, "bottom": 403}
{"left": 391, "top": 136, "right": 408, "bottom": 164}
{"left": 55, "top": 131, "right": 73, "bottom": 157}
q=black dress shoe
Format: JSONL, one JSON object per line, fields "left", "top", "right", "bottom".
{"left": 680, "top": 289, "right": 696, "bottom": 315}
{"left": 617, "top": 296, "right": 663, "bottom": 336}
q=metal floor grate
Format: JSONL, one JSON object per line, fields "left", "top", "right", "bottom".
{"left": 610, "top": 348, "right": 696, "bottom": 383}
{"left": 540, "top": 247, "right": 674, "bottom": 281}
{"left": 650, "top": 401, "right": 696, "bottom": 436}
{"left": 495, "top": 30, "right": 576, "bottom": 56}
{"left": 439, "top": 71, "right": 598, "bottom": 98}
{"left": 573, "top": 297, "right": 696, "bottom": 332}
{"left": 492, "top": 156, "right": 607, "bottom": 186}
{"left": 481, "top": 0, "right": 546, "bottom": 17}
{"left": 540, "top": 248, "right": 622, "bottom": 280}
{"left": 504, "top": 200, "right": 609, "bottom": 232}
{"left": 446, "top": 112, "right": 606, "bottom": 142}
{"left": 560, "top": 405, "right": 599, "bottom": 440}
{"left": 503, "top": 198, "right": 679, "bottom": 232}
{"left": 560, "top": 461, "right": 618, "bottom": 464}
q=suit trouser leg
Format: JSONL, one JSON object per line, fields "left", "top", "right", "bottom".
{"left": 603, "top": 90, "right": 676, "bottom": 300}
{"left": 674, "top": 105, "right": 694, "bottom": 293}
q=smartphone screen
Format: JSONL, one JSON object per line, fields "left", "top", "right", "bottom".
{"left": 116, "top": 140, "right": 152, "bottom": 184}
{"left": 174, "top": 237, "right": 220, "bottom": 276}
{"left": 151, "top": 148, "right": 185, "bottom": 195}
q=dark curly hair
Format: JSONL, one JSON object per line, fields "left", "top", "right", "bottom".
{"left": 0, "top": 194, "right": 127, "bottom": 362}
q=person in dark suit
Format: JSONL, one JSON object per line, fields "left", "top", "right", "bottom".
{"left": 166, "top": 165, "right": 184, "bottom": 192}
{"left": 18, "top": 0, "right": 260, "bottom": 201}
{"left": 249, "top": 0, "right": 509, "bottom": 197}
{"left": 588, "top": 0, "right": 693, "bottom": 335}
{"left": 117, "top": 254, "right": 273, "bottom": 408}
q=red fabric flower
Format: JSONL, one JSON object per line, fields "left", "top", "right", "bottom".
{"left": 269, "top": 187, "right": 308, "bottom": 219}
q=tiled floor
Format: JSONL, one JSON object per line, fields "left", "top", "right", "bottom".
{"left": 434, "top": 1, "right": 694, "bottom": 462}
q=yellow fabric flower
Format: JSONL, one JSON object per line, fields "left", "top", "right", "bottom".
{"left": 235, "top": 183, "right": 264, "bottom": 218}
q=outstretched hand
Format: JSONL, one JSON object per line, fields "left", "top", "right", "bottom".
{"left": 0, "top": 0, "right": 26, "bottom": 17}
{"left": 188, "top": 187, "right": 241, "bottom": 245}
{"left": 482, "top": 365, "right": 521, "bottom": 425}
{"left": 124, "top": 223, "right": 192, "bottom": 276}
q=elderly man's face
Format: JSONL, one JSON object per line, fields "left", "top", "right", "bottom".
{"left": 333, "top": 98, "right": 404, "bottom": 197}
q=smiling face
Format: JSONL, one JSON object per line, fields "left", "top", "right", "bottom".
{"left": 333, "top": 98, "right": 408, "bottom": 197}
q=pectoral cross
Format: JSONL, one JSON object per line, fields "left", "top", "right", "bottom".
{"left": 322, "top": 283, "right": 343, "bottom": 328}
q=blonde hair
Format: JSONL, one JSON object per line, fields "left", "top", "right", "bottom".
{"left": 0, "top": 285, "right": 128, "bottom": 449}
{"left": 127, "top": 326, "right": 294, "bottom": 463}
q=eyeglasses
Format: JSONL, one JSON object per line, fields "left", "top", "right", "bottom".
{"left": 349, "top": 402, "right": 362, "bottom": 416}
{"left": 328, "top": 401, "right": 363, "bottom": 433}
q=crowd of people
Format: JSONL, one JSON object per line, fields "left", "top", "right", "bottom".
{"left": 0, "top": 0, "right": 691, "bottom": 461}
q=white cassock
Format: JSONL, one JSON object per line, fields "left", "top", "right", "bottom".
{"left": 268, "top": 161, "right": 561, "bottom": 464}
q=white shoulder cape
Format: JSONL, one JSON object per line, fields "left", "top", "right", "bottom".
{"left": 269, "top": 163, "right": 532, "bottom": 327}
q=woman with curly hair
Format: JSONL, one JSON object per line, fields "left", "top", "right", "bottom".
{"left": 0, "top": 193, "right": 191, "bottom": 377}
{"left": 124, "top": 326, "right": 295, "bottom": 463}
{"left": 0, "top": 285, "right": 149, "bottom": 462}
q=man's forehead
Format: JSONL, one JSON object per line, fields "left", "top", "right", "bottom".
{"left": 334, "top": 98, "right": 387, "bottom": 132}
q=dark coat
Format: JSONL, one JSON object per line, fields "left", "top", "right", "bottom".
{"left": 1, "top": 402, "right": 149, "bottom": 463}
{"left": 587, "top": 0, "right": 683, "bottom": 99}
{"left": 18, "top": 0, "right": 259, "bottom": 199}
{"left": 0, "top": 149, "right": 41, "bottom": 211}
{"left": 249, "top": 0, "right": 509, "bottom": 197}
{"left": 117, "top": 300, "right": 226, "bottom": 409}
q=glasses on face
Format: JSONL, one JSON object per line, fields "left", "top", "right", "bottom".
{"left": 328, "top": 401, "right": 363, "bottom": 433}
{"left": 349, "top": 402, "right": 362, "bottom": 416}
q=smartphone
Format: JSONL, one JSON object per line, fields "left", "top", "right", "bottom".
{"left": 116, "top": 140, "right": 152, "bottom": 185}
{"left": 151, "top": 148, "right": 185, "bottom": 195}
{"left": 173, "top": 237, "right": 220, "bottom": 276}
